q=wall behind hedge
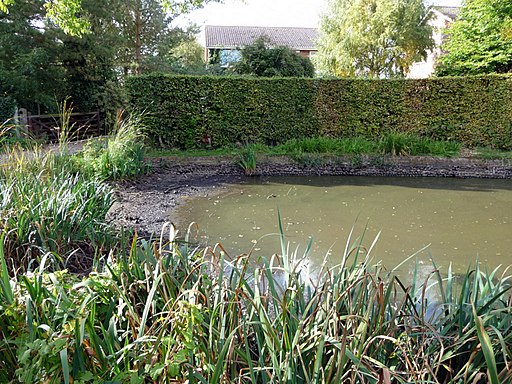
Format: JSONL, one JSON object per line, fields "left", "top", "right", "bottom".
{"left": 126, "top": 74, "right": 512, "bottom": 149}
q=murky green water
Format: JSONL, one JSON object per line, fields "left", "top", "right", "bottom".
{"left": 176, "top": 176, "right": 512, "bottom": 276}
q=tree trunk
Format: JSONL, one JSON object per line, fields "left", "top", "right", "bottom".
{"left": 135, "top": 1, "right": 141, "bottom": 75}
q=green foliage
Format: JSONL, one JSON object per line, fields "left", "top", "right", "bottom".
{"left": 0, "top": 107, "right": 148, "bottom": 274}
{"left": 238, "top": 144, "right": 257, "bottom": 175}
{"left": 379, "top": 132, "right": 411, "bottom": 155}
{"left": 75, "top": 111, "right": 149, "bottom": 180}
{"left": 1, "top": 226, "right": 512, "bottom": 382}
{"left": 436, "top": 0, "right": 512, "bottom": 76}
{"left": 474, "top": 147, "right": 512, "bottom": 160}
{"left": 0, "top": 0, "right": 15, "bottom": 12}
{"left": 0, "top": 0, "right": 218, "bottom": 37}
{"left": 127, "top": 74, "right": 512, "bottom": 149}
{"left": 234, "top": 37, "right": 315, "bottom": 78}
{"left": 275, "top": 136, "right": 378, "bottom": 155}
{"left": 0, "top": 95, "right": 15, "bottom": 123}
{"left": 379, "top": 133, "right": 461, "bottom": 156}
{"left": 127, "top": 74, "right": 319, "bottom": 148}
{"left": 0, "top": 0, "right": 202, "bottom": 115}
{"left": 167, "top": 38, "right": 206, "bottom": 73}
{"left": 0, "top": 149, "right": 114, "bottom": 273}
{"left": 316, "top": 0, "right": 433, "bottom": 77}
{"left": 0, "top": 0, "right": 68, "bottom": 113}
{"left": 44, "top": 0, "right": 90, "bottom": 36}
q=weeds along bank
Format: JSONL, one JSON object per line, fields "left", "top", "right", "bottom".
{"left": 127, "top": 74, "right": 512, "bottom": 150}
{"left": 1, "top": 111, "right": 512, "bottom": 382}
{"left": 1, "top": 223, "right": 512, "bottom": 383}
{"left": 0, "top": 112, "right": 147, "bottom": 274}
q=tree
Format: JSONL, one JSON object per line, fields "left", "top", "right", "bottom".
{"left": 0, "top": 0, "right": 203, "bottom": 115}
{"left": 315, "top": 0, "right": 433, "bottom": 78}
{"left": 0, "top": 0, "right": 218, "bottom": 36}
{"left": 234, "top": 37, "right": 315, "bottom": 78}
{"left": 436, "top": 0, "right": 512, "bottom": 76}
{"left": 0, "top": 0, "right": 68, "bottom": 113}
{"left": 113, "top": 0, "right": 195, "bottom": 74}
{"left": 166, "top": 39, "right": 206, "bottom": 72}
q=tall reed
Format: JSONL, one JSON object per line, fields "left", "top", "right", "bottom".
{"left": 75, "top": 110, "right": 148, "bottom": 180}
{"left": 1, "top": 223, "right": 510, "bottom": 383}
{"left": 0, "top": 148, "right": 114, "bottom": 273}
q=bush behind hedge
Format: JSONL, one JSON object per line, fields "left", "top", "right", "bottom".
{"left": 0, "top": 96, "right": 16, "bottom": 124}
{"left": 126, "top": 74, "right": 512, "bottom": 149}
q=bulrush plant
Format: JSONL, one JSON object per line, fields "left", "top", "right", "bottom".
{"left": 0, "top": 148, "right": 114, "bottom": 273}
{"left": 1, "top": 220, "right": 511, "bottom": 383}
{"left": 238, "top": 144, "right": 257, "bottom": 175}
{"left": 76, "top": 110, "right": 149, "bottom": 180}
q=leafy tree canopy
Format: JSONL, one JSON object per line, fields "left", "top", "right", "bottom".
{"left": 436, "top": 0, "right": 512, "bottom": 76}
{"left": 0, "top": 0, "right": 203, "bottom": 113}
{"left": 315, "top": 0, "right": 433, "bottom": 78}
{"left": 0, "top": 0, "right": 217, "bottom": 36}
{"left": 166, "top": 39, "right": 205, "bottom": 72}
{"left": 234, "top": 37, "right": 315, "bottom": 78}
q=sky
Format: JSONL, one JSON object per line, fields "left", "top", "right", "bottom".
{"left": 174, "top": 0, "right": 463, "bottom": 33}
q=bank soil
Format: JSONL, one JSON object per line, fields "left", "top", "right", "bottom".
{"left": 107, "top": 155, "right": 512, "bottom": 236}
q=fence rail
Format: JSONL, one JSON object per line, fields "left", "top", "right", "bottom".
{"left": 21, "top": 110, "right": 104, "bottom": 142}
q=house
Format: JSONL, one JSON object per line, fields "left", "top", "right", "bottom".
{"left": 204, "top": 25, "right": 318, "bottom": 66}
{"left": 407, "top": 6, "right": 461, "bottom": 78}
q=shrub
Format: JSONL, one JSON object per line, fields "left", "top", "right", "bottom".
{"left": 127, "top": 74, "right": 512, "bottom": 149}
{"left": 0, "top": 96, "right": 16, "bottom": 123}
{"left": 234, "top": 37, "right": 315, "bottom": 78}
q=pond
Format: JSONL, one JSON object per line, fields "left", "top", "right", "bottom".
{"left": 176, "top": 176, "right": 512, "bottom": 278}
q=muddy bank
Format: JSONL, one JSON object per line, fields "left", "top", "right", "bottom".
{"left": 107, "top": 155, "right": 512, "bottom": 236}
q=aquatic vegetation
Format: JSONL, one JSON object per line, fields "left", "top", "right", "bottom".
{"left": 0, "top": 223, "right": 510, "bottom": 383}
{"left": 75, "top": 110, "right": 149, "bottom": 180}
{"left": 238, "top": 144, "right": 257, "bottom": 175}
{"left": 0, "top": 109, "right": 149, "bottom": 274}
{"left": 0, "top": 148, "right": 115, "bottom": 273}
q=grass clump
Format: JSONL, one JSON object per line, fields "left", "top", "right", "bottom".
{"left": 275, "top": 136, "right": 377, "bottom": 156}
{"left": 474, "top": 147, "right": 512, "bottom": 160}
{"left": 75, "top": 111, "right": 149, "bottom": 180}
{"left": 151, "top": 135, "right": 461, "bottom": 161}
{"left": 379, "top": 133, "right": 461, "bottom": 157}
{"left": 0, "top": 149, "right": 114, "bottom": 274}
{"left": 238, "top": 144, "right": 257, "bottom": 175}
{"left": 1, "top": 223, "right": 511, "bottom": 383}
{"left": 379, "top": 132, "right": 411, "bottom": 156}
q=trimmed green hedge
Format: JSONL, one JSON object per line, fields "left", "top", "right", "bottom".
{"left": 126, "top": 74, "right": 512, "bottom": 149}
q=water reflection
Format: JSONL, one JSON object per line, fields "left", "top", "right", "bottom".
{"left": 176, "top": 176, "right": 512, "bottom": 278}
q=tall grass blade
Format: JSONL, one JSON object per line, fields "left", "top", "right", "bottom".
{"left": 60, "top": 348, "right": 70, "bottom": 384}
{"left": 0, "top": 238, "right": 13, "bottom": 305}
{"left": 472, "top": 303, "right": 499, "bottom": 384}
{"left": 138, "top": 274, "right": 162, "bottom": 338}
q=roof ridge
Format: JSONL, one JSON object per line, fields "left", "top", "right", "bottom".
{"left": 205, "top": 25, "right": 317, "bottom": 30}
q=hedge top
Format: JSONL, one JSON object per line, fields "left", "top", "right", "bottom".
{"left": 126, "top": 74, "right": 512, "bottom": 149}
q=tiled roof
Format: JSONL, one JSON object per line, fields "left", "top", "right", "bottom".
{"left": 205, "top": 25, "right": 318, "bottom": 51}
{"left": 433, "top": 6, "right": 461, "bottom": 20}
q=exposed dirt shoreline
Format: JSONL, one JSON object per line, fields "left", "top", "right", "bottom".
{"left": 107, "top": 155, "right": 512, "bottom": 236}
